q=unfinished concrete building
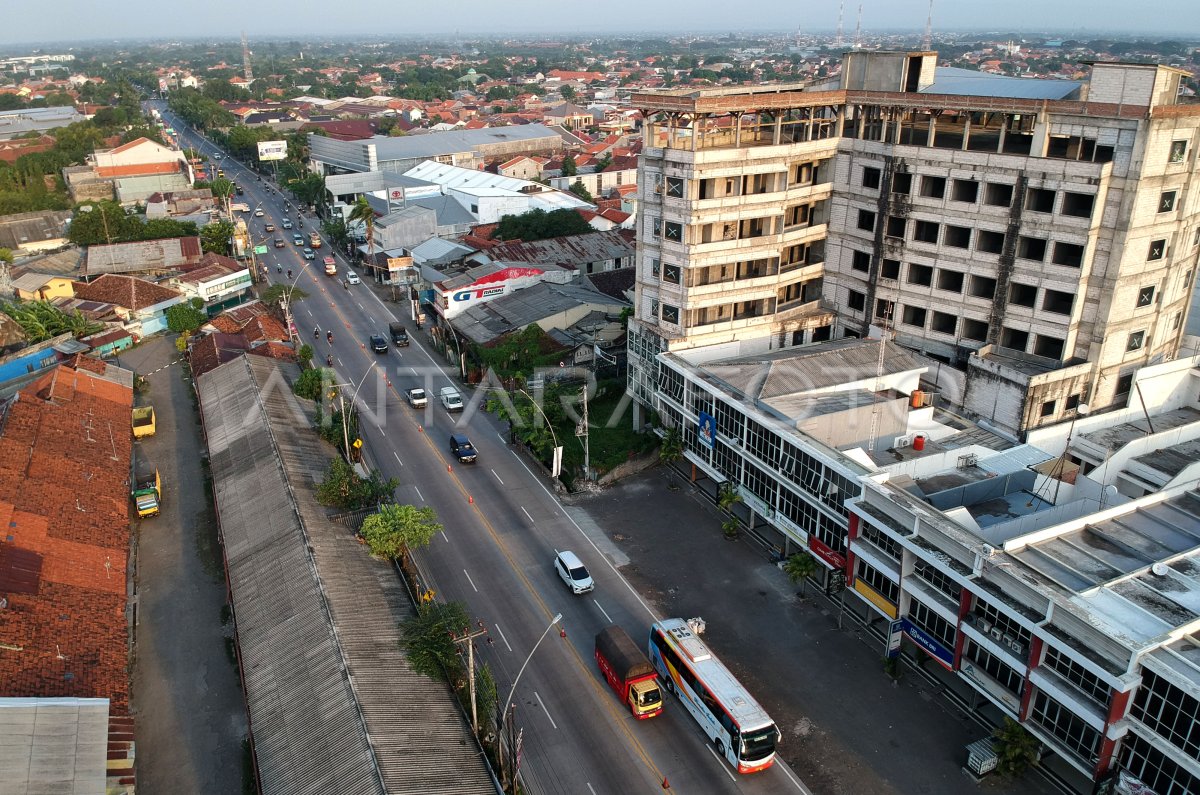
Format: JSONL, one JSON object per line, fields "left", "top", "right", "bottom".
{"left": 628, "top": 52, "right": 1200, "bottom": 437}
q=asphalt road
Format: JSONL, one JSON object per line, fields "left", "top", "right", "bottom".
{"left": 159, "top": 106, "right": 814, "bottom": 794}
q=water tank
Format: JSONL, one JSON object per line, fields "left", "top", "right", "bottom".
{"left": 913, "top": 435, "right": 926, "bottom": 451}
{"left": 910, "top": 390, "right": 924, "bottom": 408}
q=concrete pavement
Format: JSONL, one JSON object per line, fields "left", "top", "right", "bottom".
{"left": 122, "top": 336, "right": 246, "bottom": 795}
{"left": 567, "top": 466, "right": 1056, "bottom": 795}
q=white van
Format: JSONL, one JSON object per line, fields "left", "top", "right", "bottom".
{"left": 554, "top": 550, "right": 594, "bottom": 594}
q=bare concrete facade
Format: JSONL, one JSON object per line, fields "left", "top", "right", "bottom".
{"left": 627, "top": 53, "right": 1200, "bottom": 437}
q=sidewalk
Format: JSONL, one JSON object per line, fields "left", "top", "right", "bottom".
{"left": 569, "top": 466, "right": 1056, "bottom": 795}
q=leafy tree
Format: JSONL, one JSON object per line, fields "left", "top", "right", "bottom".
{"left": 164, "top": 298, "right": 207, "bottom": 333}
{"left": 259, "top": 283, "right": 309, "bottom": 308}
{"left": 360, "top": 503, "right": 442, "bottom": 561}
{"left": 561, "top": 153, "right": 578, "bottom": 177}
{"left": 209, "top": 177, "right": 235, "bottom": 201}
{"left": 400, "top": 600, "right": 470, "bottom": 681}
{"left": 717, "top": 482, "right": 743, "bottom": 513}
{"left": 568, "top": 179, "right": 594, "bottom": 203}
{"left": 296, "top": 343, "right": 314, "bottom": 367}
{"left": 293, "top": 366, "right": 331, "bottom": 400}
{"left": 69, "top": 202, "right": 196, "bottom": 246}
{"left": 993, "top": 718, "right": 1040, "bottom": 776}
{"left": 495, "top": 208, "right": 591, "bottom": 242}
{"left": 289, "top": 173, "right": 327, "bottom": 210}
{"left": 200, "top": 219, "right": 234, "bottom": 255}
{"left": 321, "top": 217, "right": 350, "bottom": 249}
{"left": 0, "top": 247, "right": 12, "bottom": 263}
{"left": 314, "top": 457, "right": 398, "bottom": 510}
{"left": 560, "top": 85, "right": 577, "bottom": 101}
{"left": 593, "top": 152, "right": 613, "bottom": 173}
{"left": 783, "top": 552, "right": 818, "bottom": 598}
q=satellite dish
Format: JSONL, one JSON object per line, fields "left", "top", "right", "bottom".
{"left": 1152, "top": 563, "right": 1170, "bottom": 577}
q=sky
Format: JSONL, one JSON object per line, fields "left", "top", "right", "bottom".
{"left": 3, "top": 0, "right": 1199, "bottom": 46}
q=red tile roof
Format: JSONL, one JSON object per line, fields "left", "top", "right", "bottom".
{"left": 0, "top": 356, "right": 133, "bottom": 712}
{"left": 107, "top": 136, "right": 154, "bottom": 155}
{"left": 188, "top": 332, "right": 250, "bottom": 378}
{"left": 73, "top": 274, "right": 183, "bottom": 311}
{"left": 95, "top": 161, "right": 183, "bottom": 178}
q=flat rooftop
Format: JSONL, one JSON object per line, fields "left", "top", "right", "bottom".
{"left": 1080, "top": 406, "right": 1200, "bottom": 452}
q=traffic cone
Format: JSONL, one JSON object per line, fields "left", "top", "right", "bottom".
{"left": 560, "top": 626, "right": 567, "bottom": 638}
{"left": 448, "top": 464, "right": 452, "bottom": 472}
{"left": 662, "top": 777, "right": 670, "bottom": 789}
{"left": 468, "top": 495, "right": 474, "bottom": 504}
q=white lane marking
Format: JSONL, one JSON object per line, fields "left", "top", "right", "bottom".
{"left": 463, "top": 569, "right": 478, "bottom": 592}
{"left": 441, "top": 531, "right": 449, "bottom": 543}
{"left": 594, "top": 600, "right": 612, "bottom": 624}
{"left": 414, "top": 487, "right": 424, "bottom": 502}
{"left": 707, "top": 746, "right": 737, "bottom": 782}
{"left": 778, "top": 760, "right": 815, "bottom": 794}
{"left": 358, "top": 302, "right": 365, "bottom": 310}
{"left": 520, "top": 506, "right": 533, "bottom": 523}
{"left": 494, "top": 624, "right": 513, "bottom": 652}
{"left": 491, "top": 469, "right": 504, "bottom": 485}
{"left": 586, "top": 786, "right": 597, "bottom": 795}
{"left": 534, "top": 691, "right": 557, "bottom": 729}
{"left": 393, "top": 451, "right": 403, "bottom": 466}
{"left": 497, "top": 432, "right": 507, "bottom": 443}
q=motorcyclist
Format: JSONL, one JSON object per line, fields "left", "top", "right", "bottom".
{"left": 313, "top": 327, "right": 319, "bottom": 339}
{"left": 327, "top": 330, "right": 334, "bottom": 344}
{"left": 276, "top": 264, "right": 282, "bottom": 273}
{"left": 286, "top": 269, "right": 292, "bottom": 279}
{"left": 326, "top": 354, "right": 334, "bottom": 367}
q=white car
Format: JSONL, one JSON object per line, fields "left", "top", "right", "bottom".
{"left": 254, "top": 209, "right": 264, "bottom": 217}
{"left": 554, "top": 550, "right": 594, "bottom": 594}
{"left": 345, "top": 271, "right": 360, "bottom": 285}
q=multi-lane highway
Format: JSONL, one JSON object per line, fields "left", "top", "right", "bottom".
{"left": 158, "top": 103, "right": 813, "bottom": 795}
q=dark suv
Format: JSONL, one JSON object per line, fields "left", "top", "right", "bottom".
{"left": 449, "top": 433, "right": 477, "bottom": 463}
{"left": 369, "top": 334, "right": 388, "bottom": 353}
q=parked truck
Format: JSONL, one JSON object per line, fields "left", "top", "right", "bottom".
{"left": 595, "top": 626, "right": 664, "bottom": 719}
{"left": 132, "top": 405, "right": 156, "bottom": 438}
{"left": 131, "top": 452, "right": 161, "bottom": 518}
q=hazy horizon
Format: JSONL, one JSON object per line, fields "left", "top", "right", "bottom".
{"left": 4, "top": 0, "right": 1200, "bottom": 48}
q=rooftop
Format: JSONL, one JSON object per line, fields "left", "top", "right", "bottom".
{"left": 73, "top": 274, "right": 183, "bottom": 311}
{"left": 920, "top": 66, "right": 1082, "bottom": 100}
{"left": 455, "top": 280, "right": 628, "bottom": 345}
{"left": 366, "top": 123, "right": 562, "bottom": 162}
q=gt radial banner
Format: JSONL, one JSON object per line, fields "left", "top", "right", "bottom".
{"left": 257, "top": 141, "right": 288, "bottom": 161}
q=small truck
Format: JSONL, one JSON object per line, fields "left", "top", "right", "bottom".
{"left": 309, "top": 231, "right": 322, "bottom": 248}
{"left": 131, "top": 453, "right": 161, "bottom": 518}
{"left": 595, "top": 626, "right": 664, "bottom": 719}
{"left": 439, "top": 386, "right": 463, "bottom": 412}
{"left": 405, "top": 387, "right": 427, "bottom": 408}
{"left": 323, "top": 255, "right": 337, "bottom": 276}
{"left": 132, "top": 405, "right": 156, "bottom": 438}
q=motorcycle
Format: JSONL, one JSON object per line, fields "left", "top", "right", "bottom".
{"left": 326, "top": 354, "right": 334, "bottom": 367}
{"left": 276, "top": 264, "right": 282, "bottom": 274}
{"left": 313, "top": 327, "right": 320, "bottom": 339}
{"left": 326, "top": 331, "right": 334, "bottom": 344}
{"left": 286, "top": 269, "right": 293, "bottom": 279}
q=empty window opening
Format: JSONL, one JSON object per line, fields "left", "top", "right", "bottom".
{"left": 1009, "top": 282, "right": 1038, "bottom": 308}
{"left": 1052, "top": 242, "right": 1084, "bottom": 268}
{"left": 908, "top": 264, "right": 933, "bottom": 286}
{"left": 944, "top": 225, "right": 971, "bottom": 248}
{"left": 857, "top": 209, "right": 877, "bottom": 232}
{"left": 1061, "top": 192, "right": 1095, "bottom": 219}
{"left": 931, "top": 312, "right": 958, "bottom": 334}
{"left": 961, "top": 318, "right": 988, "bottom": 342}
{"left": 970, "top": 275, "right": 998, "bottom": 299}
{"left": 984, "top": 182, "right": 1014, "bottom": 207}
{"left": 951, "top": 179, "right": 979, "bottom": 203}
{"left": 920, "top": 176, "right": 947, "bottom": 199}
{"left": 902, "top": 305, "right": 928, "bottom": 328}
{"left": 862, "top": 166, "right": 882, "bottom": 189}
{"left": 937, "top": 270, "right": 964, "bottom": 293}
{"left": 885, "top": 215, "right": 906, "bottom": 238}
{"left": 1018, "top": 236, "right": 1048, "bottom": 262}
{"left": 848, "top": 290, "right": 866, "bottom": 311}
{"left": 1001, "top": 327, "right": 1030, "bottom": 352}
{"left": 880, "top": 259, "right": 901, "bottom": 280}
{"left": 1034, "top": 335, "right": 1065, "bottom": 360}
{"left": 913, "top": 220, "right": 940, "bottom": 244}
{"left": 1042, "top": 290, "right": 1075, "bottom": 315}
{"left": 851, "top": 250, "right": 871, "bottom": 272}
{"left": 1027, "top": 188, "right": 1056, "bottom": 213}
{"left": 977, "top": 230, "right": 1006, "bottom": 254}
{"left": 891, "top": 172, "right": 913, "bottom": 195}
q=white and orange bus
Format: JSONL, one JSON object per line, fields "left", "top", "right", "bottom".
{"left": 648, "top": 618, "right": 779, "bottom": 773}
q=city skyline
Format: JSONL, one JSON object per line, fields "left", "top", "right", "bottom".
{"left": 3, "top": 0, "right": 1200, "bottom": 46}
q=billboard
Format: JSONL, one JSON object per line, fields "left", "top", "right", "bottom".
{"left": 257, "top": 140, "right": 288, "bottom": 161}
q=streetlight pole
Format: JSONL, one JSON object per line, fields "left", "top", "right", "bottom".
{"left": 500, "top": 612, "right": 561, "bottom": 792}
{"left": 516, "top": 387, "right": 563, "bottom": 478}
{"left": 279, "top": 260, "right": 310, "bottom": 344}
{"left": 328, "top": 361, "right": 379, "bottom": 464}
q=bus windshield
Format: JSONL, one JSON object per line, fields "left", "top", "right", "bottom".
{"left": 740, "top": 725, "right": 779, "bottom": 762}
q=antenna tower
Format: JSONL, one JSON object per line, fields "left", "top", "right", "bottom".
{"left": 923, "top": 0, "right": 934, "bottom": 50}
{"left": 853, "top": 4, "right": 863, "bottom": 49}
{"left": 241, "top": 32, "right": 253, "bottom": 81}
{"left": 835, "top": 1, "right": 844, "bottom": 48}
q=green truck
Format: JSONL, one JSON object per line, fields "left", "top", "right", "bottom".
{"left": 131, "top": 452, "right": 161, "bottom": 518}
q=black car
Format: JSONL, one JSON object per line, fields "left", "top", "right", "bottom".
{"left": 449, "top": 433, "right": 477, "bottom": 463}
{"left": 369, "top": 334, "right": 388, "bottom": 353}
{"left": 235, "top": 186, "right": 244, "bottom": 195}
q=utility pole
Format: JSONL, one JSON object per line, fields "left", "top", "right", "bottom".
{"left": 451, "top": 621, "right": 490, "bottom": 734}
{"left": 577, "top": 383, "right": 590, "bottom": 481}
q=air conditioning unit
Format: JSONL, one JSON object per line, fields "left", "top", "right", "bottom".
{"left": 1009, "top": 640, "right": 1026, "bottom": 656}
{"left": 979, "top": 619, "right": 994, "bottom": 634}
{"left": 894, "top": 435, "right": 912, "bottom": 449}
{"left": 990, "top": 628, "right": 1004, "bottom": 643}
{"left": 1002, "top": 634, "right": 1015, "bottom": 648}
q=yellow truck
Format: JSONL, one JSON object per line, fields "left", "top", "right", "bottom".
{"left": 132, "top": 453, "right": 161, "bottom": 518}
{"left": 132, "top": 406, "right": 156, "bottom": 438}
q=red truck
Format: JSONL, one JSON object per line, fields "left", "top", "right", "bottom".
{"left": 595, "top": 626, "right": 663, "bottom": 719}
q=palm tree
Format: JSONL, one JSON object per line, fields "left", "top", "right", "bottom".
{"left": 348, "top": 196, "right": 377, "bottom": 281}
{"left": 783, "top": 552, "right": 819, "bottom": 598}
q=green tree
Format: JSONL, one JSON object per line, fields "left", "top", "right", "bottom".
{"left": 259, "top": 283, "right": 309, "bottom": 308}
{"left": 348, "top": 196, "right": 377, "bottom": 276}
{"left": 296, "top": 343, "right": 314, "bottom": 368}
{"left": 200, "top": 219, "right": 234, "bottom": 255}
{"left": 292, "top": 366, "right": 331, "bottom": 400}
{"left": 992, "top": 718, "right": 1040, "bottom": 776}
{"left": 360, "top": 503, "right": 442, "bottom": 562}
{"left": 0, "top": 247, "right": 13, "bottom": 263}
{"left": 568, "top": 179, "right": 594, "bottom": 203}
{"left": 290, "top": 173, "right": 327, "bottom": 211}
{"left": 314, "top": 457, "right": 398, "bottom": 510}
{"left": 321, "top": 217, "right": 350, "bottom": 249}
{"left": 593, "top": 152, "right": 613, "bottom": 173}
{"left": 164, "top": 298, "right": 207, "bottom": 333}
{"left": 0, "top": 301, "right": 102, "bottom": 341}
{"left": 400, "top": 600, "right": 470, "bottom": 681}
{"left": 783, "top": 552, "right": 818, "bottom": 598}
{"left": 68, "top": 202, "right": 142, "bottom": 246}
{"left": 561, "top": 153, "right": 578, "bottom": 177}
{"left": 494, "top": 207, "right": 591, "bottom": 242}
{"left": 560, "top": 85, "right": 577, "bottom": 101}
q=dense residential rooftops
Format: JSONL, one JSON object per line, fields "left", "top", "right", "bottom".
{"left": 73, "top": 274, "right": 183, "bottom": 310}
{"left": 0, "top": 356, "right": 134, "bottom": 712}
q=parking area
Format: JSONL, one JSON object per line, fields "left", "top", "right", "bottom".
{"left": 121, "top": 336, "right": 246, "bottom": 795}
{"left": 570, "top": 467, "right": 1055, "bottom": 795}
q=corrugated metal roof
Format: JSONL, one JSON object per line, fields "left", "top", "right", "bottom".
{"left": 706, "top": 339, "right": 926, "bottom": 399}
{"left": 371, "top": 124, "right": 561, "bottom": 161}
{"left": 199, "top": 356, "right": 493, "bottom": 795}
{"left": 921, "top": 66, "right": 1081, "bottom": 100}
{"left": 0, "top": 697, "right": 110, "bottom": 792}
